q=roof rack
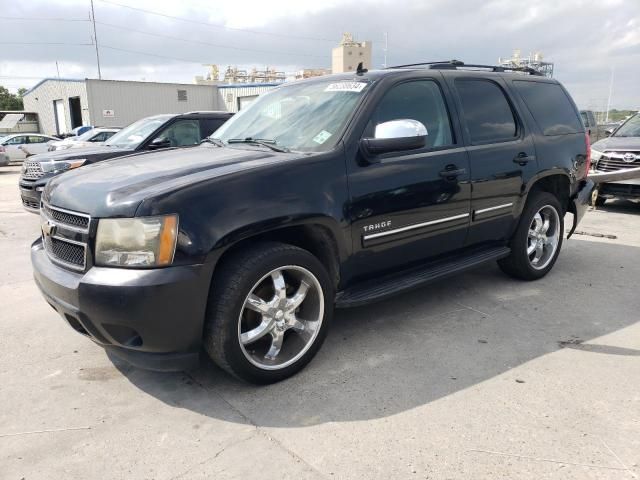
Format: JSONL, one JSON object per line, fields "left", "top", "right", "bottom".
{"left": 386, "top": 60, "right": 544, "bottom": 76}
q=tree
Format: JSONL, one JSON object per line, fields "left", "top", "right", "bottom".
{"left": 0, "top": 86, "right": 25, "bottom": 110}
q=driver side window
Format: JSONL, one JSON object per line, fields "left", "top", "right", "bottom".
{"left": 367, "top": 80, "right": 454, "bottom": 149}
{"left": 152, "top": 120, "right": 201, "bottom": 147}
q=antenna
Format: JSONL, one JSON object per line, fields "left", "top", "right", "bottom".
{"left": 605, "top": 67, "right": 614, "bottom": 123}
{"left": 90, "top": 0, "right": 102, "bottom": 79}
{"left": 383, "top": 32, "right": 388, "bottom": 68}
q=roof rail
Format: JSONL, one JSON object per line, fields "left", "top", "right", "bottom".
{"left": 386, "top": 60, "right": 544, "bottom": 76}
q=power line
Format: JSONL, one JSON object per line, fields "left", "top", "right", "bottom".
{"left": 95, "top": 21, "right": 328, "bottom": 59}
{"left": 97, "top": 0, "right": 337, "bottom": 43}
{"left": 1, "top": 16, "right": 89, "bottom": 22}
{"left": 0, "top": 42, "right": 93, "bottom": 46}
{"left": 99, "top": 44, "right": 328, "bottom": 69}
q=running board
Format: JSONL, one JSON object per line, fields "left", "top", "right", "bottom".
{"left": 335, "top": 246, "right": 511, "bottom": 308}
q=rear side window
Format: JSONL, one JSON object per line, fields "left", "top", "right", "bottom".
{"left": 455, "top": 79, "right": 518, "bottom": 144}
{"left": 513, "top": 81, "right": 583, "bottom": 136}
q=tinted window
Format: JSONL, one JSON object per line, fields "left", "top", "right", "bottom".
{"left": 6, "top": 136, "right": 26, "bottom": 145}
{"left": 28, "top": 136, "right": 46, "bottom": 143}
{"left": 513, "top": 81, "right": 583, "bottom": 136}
{"left": 370, "top": 80, "right": 453, "bottom": 149}
{"left": 455, "top": 79, "right": 517, "bottom": 144}
{"left": 153, "top": 120, "right": 201, "bottom": 147}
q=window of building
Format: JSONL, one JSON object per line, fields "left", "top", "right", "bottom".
{"left": 513, "top": 81, "right": 583, "bottom": 136}
{"left": 177, "top": 89, "right": 188, "bottom": 102}
{"left": 367, "top": 80, "right": 454, "bottom": 149}
{"left": 455, "top": 79, "right": 517, "bottom": 144}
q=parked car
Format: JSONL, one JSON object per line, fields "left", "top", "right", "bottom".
{"left": 591, "top": 112, "right": 640, "bottom": 205}
{"left": 48, "top": 128, "right": 121, "bottom": 151}
{"left": 580, "top": 110, "right": 607, "bottom": 144}
{"left": 0, "top": 150, "right": 9, "bottom": 167}
{"left": 19, "top": 111, "right": 232, "bottom": 211}
{"left": 0, "top": 134, "right": 58, "bottom": 162}
{"left": 32, "top": 62, "right": 593, "bottom": 383}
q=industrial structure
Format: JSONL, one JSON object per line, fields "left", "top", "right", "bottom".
{"left": 498, "top": 49, "right": 554, "bottom": 77}
{"left": 0, "top": 111, "right": 39, "bottom": 135}
{"left": 332, "top": 33, "right": 372, "bottom": 73}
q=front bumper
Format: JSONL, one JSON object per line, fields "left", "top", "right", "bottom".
{"left": 32, "top": 240, "right": 215, "bottom": 371}
{"left": 567, "top": 178, "right": 594, "bottom": 238}
{"left": 19, "top": 176, "right": 48, "bottom": 212}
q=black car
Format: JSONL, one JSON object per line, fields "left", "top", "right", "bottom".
{"left": 19, "top": 111, "right": 232, "bottom": 211}
{"left": 32, "top": 62, "right": 593, "bottom": 384}
{"left": 591, "top": 112, "right": 640, "bottom": 205}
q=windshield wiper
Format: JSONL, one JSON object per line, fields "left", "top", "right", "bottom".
{"left": 227, "top": 137, "right": 289, "bottom": 153}
{"left": 202, "top": 137, "right": 225, "bottom": 147}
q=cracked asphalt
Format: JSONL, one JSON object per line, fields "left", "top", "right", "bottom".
{"left": 1, "top": 164, "right": 639, "bottom": 479}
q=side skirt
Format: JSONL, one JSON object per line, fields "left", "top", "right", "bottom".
{"left": 335, "top": 246, "right": 510, "bottom": 308}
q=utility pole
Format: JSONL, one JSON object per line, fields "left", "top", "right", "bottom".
{"left": 90, "top": 0, "right": 102, "bottom": 79}
{"left": 383, "top": 32, "right": 388, "bottom": 68}
{"left": 605, "top": 67, "right": 614, "bottom": 123}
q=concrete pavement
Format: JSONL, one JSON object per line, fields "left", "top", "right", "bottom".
{"left": 1, "top": 165, "right": 638, "bottom": 479}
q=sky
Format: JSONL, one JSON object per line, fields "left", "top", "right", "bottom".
{"left": 0, "top": 0, "right": 639, "bottom": 110}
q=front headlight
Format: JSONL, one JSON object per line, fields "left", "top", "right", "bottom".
{"left": 95, "top": 215, "right": 178, "bottom": 268}
{"left": 41, "top": 159, "right": 86, "bottom": 174}
{"left": 591, "top": 148, "right": 604, "bottom": 163}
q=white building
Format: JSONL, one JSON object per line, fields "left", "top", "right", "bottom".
{"left": 332, "top": 33, "right": 372, "bottom": 73}
{"left": 23, "top": 79, "right": 226, "bottom": 135}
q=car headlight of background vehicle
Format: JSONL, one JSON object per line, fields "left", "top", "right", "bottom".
{"left": 95, "top": 215, "right": 178, "bottom": 267}
{"left": 41, "top": 159, "right": 87, "bottom": 174}
{"left": 590, "top": 148, "right": 604, "bottom": 164}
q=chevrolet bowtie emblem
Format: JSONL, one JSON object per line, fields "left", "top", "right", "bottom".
{"left": 42, "top": 220, "right": 57, "bottom": 236}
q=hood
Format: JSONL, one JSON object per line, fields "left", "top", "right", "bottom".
{"left": 27, "top": 144, "right": 132, "bottom": 162}
{"left": 592, "top": 136, "right": 640, "bottom": 152}
{"left": 44, "top": 144, "right": 299, "bottom": 217}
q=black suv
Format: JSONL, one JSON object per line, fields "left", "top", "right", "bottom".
{"left": 32, "top": 62, "right": 593, "bottom": 383}
{"left": 19, "top": 111, "right": 232, "bottom": 211}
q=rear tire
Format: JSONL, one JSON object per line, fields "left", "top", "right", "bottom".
{"left": 594, "top": 196, "right": 607, "bottom": 207}
{"left": 203, "top": 242, "right": 333, "bottom": 384}
{"left": 498, "top": 191, "right": 564, "bottom": 281}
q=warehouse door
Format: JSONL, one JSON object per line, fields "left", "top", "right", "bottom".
{"left": 53, "top": 99, "right": 67, "bottom": 135}
{"left": 69, "top": 97, "right": 82, "bottom": 129}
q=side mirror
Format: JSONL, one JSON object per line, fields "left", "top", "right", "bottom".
{"left": 605, "top": 129, "right": 614, "bottom": 137}
{"left": 360, "top": 119, "right": 428, "bottom": 158}
{"left": 147, "top": 137, "right": 172, "bottom": 150}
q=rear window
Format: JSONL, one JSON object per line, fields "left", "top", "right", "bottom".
{"left": 455, "top": 79, "right": 518, "bottom": 145}
{"left": 513, "top": 81, "right": 583, "bottom": 136}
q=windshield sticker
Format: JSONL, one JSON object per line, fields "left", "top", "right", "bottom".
{"left": 313, "top": 130, "right": 333, "bottom": 144}
{"left": 324, "top": 82, "right": 367, "bottom": 93}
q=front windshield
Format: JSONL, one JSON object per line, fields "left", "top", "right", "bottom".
{"left": 76, "top": 129, "right": 98, "bottom": 141}
{"left": 106, "top": 115, "right": 173, "bottom": 148}
{"left": 212, "top": 79, "right": 372, "bottom": 152}
{"left": 613, "top": 113, "right": 640, "bottom": 137}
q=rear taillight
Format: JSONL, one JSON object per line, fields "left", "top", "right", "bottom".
{"left": 584, "top": 132, "right": 591, "bottom": 177}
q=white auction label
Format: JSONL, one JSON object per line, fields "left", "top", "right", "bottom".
{"left": 324, "top": 82, "right": 368, "bottom": 93}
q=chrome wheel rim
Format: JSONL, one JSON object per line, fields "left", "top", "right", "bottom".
{"left": 527, "top": 205, "right": 560, "bottom": 270}
{"left": 238, "top": 266, "right": 324, "bottom": 370}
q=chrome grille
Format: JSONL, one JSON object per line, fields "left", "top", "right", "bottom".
{"left": 596, "top": 151, "right": 640, "bottom": 172}
{"left": 43, "top": 204, "right": 90, "bottom": 230}
{"left": 22, "top": 160, "right": 45, "bottom": 180}
{"left": 43, "top": 235, "right": 86, "bottom": 270}
{"left": 22, "top": 198, "right": 40, "bottom": 210}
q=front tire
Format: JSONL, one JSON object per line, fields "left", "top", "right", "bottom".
{"left": 498, "top": 191, "right": 564, "bottom": 280}
{"left": 203, "top": 242, "right": 333, "bottom": 384}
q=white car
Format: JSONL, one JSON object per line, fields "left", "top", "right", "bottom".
{"left": 48, "top": 127, "right": 120, "bottom": 151}
{"left": 0, "top": 134, "right": 59, "bottom": 161}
